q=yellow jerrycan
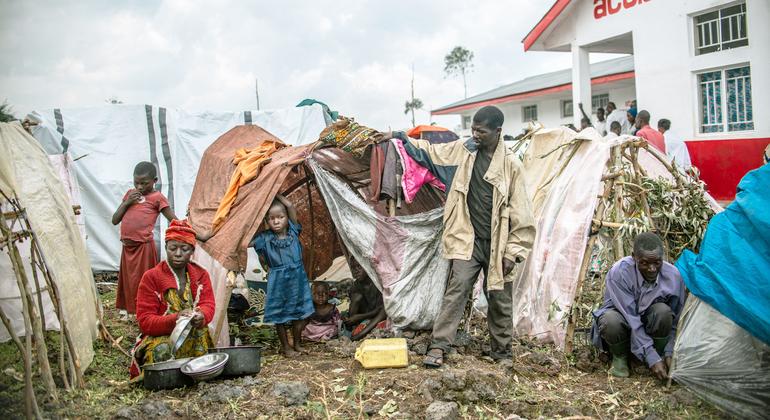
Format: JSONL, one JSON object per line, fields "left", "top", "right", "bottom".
{"left": 354, "top": 338, "right": 409, "bottom": 369}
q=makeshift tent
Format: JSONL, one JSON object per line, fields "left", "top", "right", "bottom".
{"left": 509, "top": 127, "right": 719, "bottom": 351}
{"left": 0, "top": 122, "right": 99, "bottom": 416}
{"left": 29, "top": 104, "right": 328, "bottom": 271}
{"left": 670, "top": 163, "right": 770, "bottom": 418}
{"left": 187, "top": 124, "right": 446, "bottom": 343}
{"left": 407, "top": 125, "right": 459, "bottom": 144}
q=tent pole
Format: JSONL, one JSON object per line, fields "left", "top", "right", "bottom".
{"left": 304, "top": 166, "right": 317, "bottom": 278}
{"left": 0, "top": 207, "right": 59, "bottom": 402}
{"left": 0, "top": 299, "right": 40, "bottom": 419}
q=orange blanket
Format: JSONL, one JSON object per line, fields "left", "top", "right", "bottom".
{"left": 211, "top": 141, "right": 282, "bottom": 232}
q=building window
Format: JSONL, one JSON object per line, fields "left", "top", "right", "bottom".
{"left": 522, "top": 105, "right": 538, "bottom": 122}
{"left": 561, "top": 100, "right": 573, "bottom": 118}
{"left": 461, "top": 115, "right": 471, "bottom": 130}
{"left": 694, "top": 2, "right": 748, "bottom": 56}
{"left": 698, "top": 65, "right": 753, "bottom": 133}
{"left": 592, "top": 93, "right": 609, "bottom": 112}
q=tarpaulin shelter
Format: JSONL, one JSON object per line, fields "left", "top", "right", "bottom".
{"left": 509, "top": 127, "right": 720, "bottom": 351}
{"left": 29, "top": 104, "right": 327, "bottom": 271}
{"left": 187, "top": 124, "right": 447, "bottom": 342}
{"left": 407, "top": 125, "right": 459, "bottom": 144}
{"left": 671, "top": 163, "right": 770, "bottom": 418}
{"left": 0, "top": 122, "right": 99, "bottom": 414}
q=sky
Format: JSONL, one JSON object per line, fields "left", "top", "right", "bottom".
{"left": 1, "top": 0, "right": 590, "bottom": 131}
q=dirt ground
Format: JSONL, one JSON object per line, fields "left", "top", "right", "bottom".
{"left": 0, "top": 282, "right": 725, "bottom": 419}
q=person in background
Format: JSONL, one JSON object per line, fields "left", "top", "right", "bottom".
{"left": 657, "top": 119, "right": 692, "bottom": 169}
{"left": 626, "top": 107, "right": 638, "bottom": 136}
{"left": 606, "top": 102, "right": 631, "bottom": 136}
{"left": 344, "top": 259, "right": 387, "bottom": 341}
{"left": 302, "top": 282, "right": 341, "bottom": 341}
{"left": 606, "top": 121, "right": 622, "bottom": 139}
{"left": 580, "top": 117, "right": 591, "bottom": 131}
{"left": 635, "top": 110, "right": 666, "bottom": 153}
{"left": 112, "top": 161, "right": 177, "bottom": 321}
{"left": 591, "top": 232, "right": 685, "bottom": 381}
{"left": 594, "top": 107, "right": 607, "bottom": 136}
{"left": 129, "top": 220, "right": 215, "bottom": 380}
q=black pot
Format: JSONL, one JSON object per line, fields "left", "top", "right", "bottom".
{"left": 209, "top": 346, "right": 261, "bottom": 377}
{"left": 143, "top": 358, "right": 195, "bottom": 390}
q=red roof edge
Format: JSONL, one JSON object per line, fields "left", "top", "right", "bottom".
{"left": 432, "top": 71, "right": 634, "bottom": 116}
{"left": 522, "top": 0, "right": 572, "bottom": 52}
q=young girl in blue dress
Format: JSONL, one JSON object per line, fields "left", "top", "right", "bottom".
{"left": 250, "top": 195, "right": 314, "bottom": 356}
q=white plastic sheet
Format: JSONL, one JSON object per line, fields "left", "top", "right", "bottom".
{"left": 29, "top": 105, "right": 327, "bottom": 271}
{"left": 308, "top": 159, "right": 449, "bottom": 330}
{"left": 672, "top": 296, "right": 770, "bottom": 419}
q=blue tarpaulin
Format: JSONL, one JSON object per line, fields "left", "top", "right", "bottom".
{"left": 676, "top": 163, "right": 770, "bottom": 345}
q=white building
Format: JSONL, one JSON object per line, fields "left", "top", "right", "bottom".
{"left": 433, "top": 0, "right": 769, "bottom": 201}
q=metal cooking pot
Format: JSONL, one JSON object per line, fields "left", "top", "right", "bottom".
{"left": 143, "top": 357, "right": 195, "bottom": 390}
{"left": 209, "top": 346, "right": 261, "bottom": 376}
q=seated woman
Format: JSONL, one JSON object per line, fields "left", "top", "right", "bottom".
{"left": 302, "top": 282, "right": 341, "bottom": 341}
{"left": 129, "top": 219, "right": 216, "bottom": 380}
{"left": 344, "top": 260, "right": 387, "bottom": 341}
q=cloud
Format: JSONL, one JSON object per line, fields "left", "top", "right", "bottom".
{"left": 0, "top": 1, "right": 576, "bottom": 130}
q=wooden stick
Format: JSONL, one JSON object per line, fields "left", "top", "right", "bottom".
{"left": 304, "top": 166, "right": 317, "bottom": 278}
{"left": 24, "top": 216, "right": 85, "bottom": 388}
{"left": 0, "top": 302, "right": 40, "bottom": 419}
{"left": 0, "top": 210, "right": 58, "bottom": 401}
{"left": 611, "top": 146, "right": 625, "bottom": 260}
{"left": 564, "top": 234, "right": 598, "bottom": 354}
{"left": 29, "top": 250, "right": 47, "bottom": 337}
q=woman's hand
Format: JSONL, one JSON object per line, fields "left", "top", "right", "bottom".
{"left": 190, "top": 309, "right": 205, "bottom": 327}
{"left": 178, "top": 309, "right": 193, "bottom": 319}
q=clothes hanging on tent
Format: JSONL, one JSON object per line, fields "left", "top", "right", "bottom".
{"left": 392, "top": 139, "right": 446, "bottom": 204}
{"left": 318, "top": 118, "right": 378, "bottom": 159}
{"left": 675, "top": 163, "right": 770, "bottom": 345}
{"left": 211, "top": 142, "right": 284, "bottom": 232}
{"left": 368, "top": 141, "right": 403, "bottom": 206}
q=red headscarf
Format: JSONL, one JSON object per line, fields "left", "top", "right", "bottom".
{"left": 165, "top": 219, "right": 196, "bottom": 246}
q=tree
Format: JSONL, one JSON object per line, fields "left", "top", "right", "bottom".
{"left": 404, "top": 65, "right": 423, "bottom": 127}
{"left": 105, "top": 96, "right": 123, "bottom": 104}
{"left": 444, "top": 46, "right": 474, "bottom": 99}
{"left": 0, "top": 101, "right": 16, "bottom": 122}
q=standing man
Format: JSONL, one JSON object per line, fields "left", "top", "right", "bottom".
{"left": 606, "top": 102, "right": 631, "bottom": 135}
{"left": 592, "top": 233, "right": 685, "bottom": 380}
{"left": 657, "top": 119, "right": 692, "bottom": 169}
{"left": 381, "top": 106, "right": 536, "bottom": 367}
{"left": 595, "top": 107, "right": 607, "bottom": 136}
{"left": 635, "top": 110, "right": 666, "bottom": 153}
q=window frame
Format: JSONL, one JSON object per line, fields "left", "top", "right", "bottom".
{"left": 461, "top": 115, "right": 471, "bottom": 130}
{"left": 693, "top": 1, "right": 748, "bottom": 56}
{"left": 591, "top": 93, "right": 609, "bottom": 113}
{"left": 561, "top": 100, "right": 573, "bottom": 118}
{"left": 696, "top": 64, "right": 754, "bottom": 134}
{"left": 522, "top": 105, "right": 538, "bottom": 122}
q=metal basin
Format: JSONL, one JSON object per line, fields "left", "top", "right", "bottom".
{"left": 209, "top": 346, "right": 262, "bottom": 377}
{"left": 143, "top": 357, "right": 194, "bottom": 390}
{"left": 181, "top": 353, "right": 229, "bottom": 381}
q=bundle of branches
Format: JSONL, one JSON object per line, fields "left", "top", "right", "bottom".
{"left": 565, "top": 139, "right": 716, "bottom": 352}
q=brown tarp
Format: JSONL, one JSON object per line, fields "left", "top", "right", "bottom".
{"left": 188, "top": 124, "right": 443, "bottom": 278}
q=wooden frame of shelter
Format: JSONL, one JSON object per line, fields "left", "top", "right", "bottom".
{"left": 562, "top": 138, "right": 714, "bottom": 354}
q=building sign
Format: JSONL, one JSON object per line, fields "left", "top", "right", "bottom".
{"left": 594, "top": 0, "right": 650, "bottom": 20}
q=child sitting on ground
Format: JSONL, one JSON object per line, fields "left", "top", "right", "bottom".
{"left": 250, "top": 195, "right": 314, "bottom": 356}
{"left": 112, "top": 161, "right": 176, "bottom": 320}
{"left": 302, "top": 282, "right": 341, "bottom": 341}
{"left": 344, "top": 259, "right": 388, "bottom": 341}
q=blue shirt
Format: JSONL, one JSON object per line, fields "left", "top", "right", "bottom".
{"left": 593, "top": 256, "right": 686, "bottom": 367}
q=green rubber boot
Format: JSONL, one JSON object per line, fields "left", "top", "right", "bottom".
{"left": 608, "top": 341, "right": 630, "bottom": 378}
{"left": 653, "top": 337, "right": 669, "bottom": 357}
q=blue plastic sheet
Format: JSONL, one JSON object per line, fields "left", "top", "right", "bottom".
{"left": 676, "top": 163, "right": 770, "bottom": 345}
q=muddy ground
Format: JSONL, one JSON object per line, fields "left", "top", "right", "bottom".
{"left": 0, "top": 280, "right": 724, "bottom": 419}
